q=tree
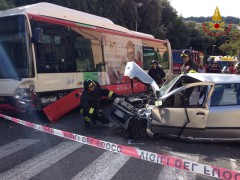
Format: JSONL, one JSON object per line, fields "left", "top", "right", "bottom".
{"left": 0, "top": 0, "right": 14, "bottom": 10}
{"left": 219, "top": 29, "right": 240, "bottom": 56}
{"left": 138, "top": 0, "right": 162, "bottom": 35}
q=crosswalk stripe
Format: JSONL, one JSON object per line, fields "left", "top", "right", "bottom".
{"left": 157, "top": 151, "right": 199, "bottom": 180}
{"left": 72, "top": 151, "right": 130, "bottom": 180}
{"left": 0, "top": 139, "right": 40, "bottom": 160}
{"left": 0, "top": 141, "right": 83, "bottom": 180}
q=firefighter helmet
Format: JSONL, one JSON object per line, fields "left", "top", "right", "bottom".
{"left": 84, "top": 79, "right": 95, "bottom": 89}
{"left": 151, "top": 60, "right": 158, "bottom": 65}
{"left": 181, "top": 49, "right": 192, "bottom": 59}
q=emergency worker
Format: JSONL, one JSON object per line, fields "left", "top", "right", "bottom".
{"left": 80, "top": 79, "right": 120, "bottom": 128}
{"left": 209, "top": 62, "right": 221, "bottom": 73}
{"left": 148, "top": 60, "right": 166, "bottom": 86}
{"left": 180, "top": 49, "right": 198, "bottom": 74}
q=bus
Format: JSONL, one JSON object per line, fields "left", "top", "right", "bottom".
{"left": 0, "top": 3, "right": 172, "bottom": 121}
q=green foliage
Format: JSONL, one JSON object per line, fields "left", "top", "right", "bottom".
{"left": 0, "top": 0, "right": 14, "bottom": 10}
{"left": 219, "top": 30, "right": 240, "bottom": 56}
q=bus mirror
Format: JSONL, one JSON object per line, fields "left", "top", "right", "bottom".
{"left": 32, "top": 28, "right": 43, "bottom": 43}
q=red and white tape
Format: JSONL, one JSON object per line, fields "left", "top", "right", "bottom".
{"left": 1, "top": 113, "right": 240, "bottom": 180}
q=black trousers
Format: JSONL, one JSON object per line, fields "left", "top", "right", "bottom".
{"left": 81, "top": 108, "right": 109, "bottom": 124}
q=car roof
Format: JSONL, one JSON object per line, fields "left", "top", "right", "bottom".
{"left": 183, "top": 73, "right": 240, "bottom": 84}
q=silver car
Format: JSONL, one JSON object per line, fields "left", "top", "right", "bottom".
{"left": 111, "top": 62, "right": 240, "bottom": 142}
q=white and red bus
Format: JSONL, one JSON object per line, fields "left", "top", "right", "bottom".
{"left": 0, "top": 3, "right": 172, "bottom": 120}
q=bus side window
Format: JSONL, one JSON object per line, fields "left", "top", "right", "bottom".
{"left": 73, "top": 41, "right": 94, "bottom": 72}
{"left": 143, "top": 46, "right": 155, "bottom": 70}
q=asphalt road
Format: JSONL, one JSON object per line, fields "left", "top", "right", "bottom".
{"left": 0, "top": 101, "right": 240, "bottom": 180}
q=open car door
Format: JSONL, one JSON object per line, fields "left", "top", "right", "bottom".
{"left": 151, "top": 82, "right": 215, "bottom": 137}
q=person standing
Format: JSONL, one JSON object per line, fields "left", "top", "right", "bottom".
{"left": 209, "top": 62, "right": 221, "bottom": 73}
{"left": 80, "top": 79, "right": 120, "bottom": 128}
{"left": 229, "top": 63, "right": 236, "bottom": 74}
{"left": 198, "top": 64, "right": 206, "bottom": 73}
{"left": 148, "top": 60, "right": 166, "bottom": 86}
{"left": 180, "top": 49, "right": 198, "bottom": 74}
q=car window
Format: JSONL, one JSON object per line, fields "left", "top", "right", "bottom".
{"left": 163, "top": 85, "right": 209, "bottom": 108}
{"left": 210, "top": 83, "right": 240, "bottom": 106}
{"left": 159, "top": 76, "right": 179, "bottom": 97}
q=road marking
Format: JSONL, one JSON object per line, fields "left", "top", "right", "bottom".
{"left": 2, "top": 114, "right": 240, "bottom": 179}
{"left": 72, "top": 151, "right": 130, "bottom": 180}
{"left": 0, "top": 141, "right": 83, "bottom": 180}
{"left": 0, "top": 139, "right": 40, "bottom": 160}
{"left": 158, "top": 151, "right": 200, "bottom": 180}
{"left": 230, "top": 158, "right": 238, "bottom": 171}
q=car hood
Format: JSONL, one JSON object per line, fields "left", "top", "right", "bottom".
{"left": 124, "top": 62, "right": 160, "bottom": 94}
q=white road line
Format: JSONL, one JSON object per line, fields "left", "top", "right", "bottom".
{"left": 0, "top": 141, "right": 83, "bottom": 180}
{"left": 158, "top": 151, "right": 200, "bottom": 180}
{"left": 230, "top": 158, "right": 238, "bottom": 171}
{"left": 0, "top": 139, "right": 40, "bottom": 159}
{"left": 72, "top": 151, "right": 130, "bottom": 180}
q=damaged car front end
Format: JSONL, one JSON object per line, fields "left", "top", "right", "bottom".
{"left": 111, "top": 62, "right": 240, "bottom": 142}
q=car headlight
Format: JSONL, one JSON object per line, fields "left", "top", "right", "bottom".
{"left": 114, "top": 98, "right": 120, "bottom": 104}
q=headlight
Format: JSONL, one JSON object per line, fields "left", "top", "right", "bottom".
{"left": 114, "top": 98, "right": 120, "bottom": 104}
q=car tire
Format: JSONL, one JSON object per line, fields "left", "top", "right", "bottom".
{"left": 131, "top": 119, "right": 149, "bottom": 140}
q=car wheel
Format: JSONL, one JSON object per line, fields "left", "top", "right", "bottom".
{"left": 131, "top": 119, "right": 149, "bottom": 140}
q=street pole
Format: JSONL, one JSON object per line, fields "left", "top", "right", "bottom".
{"left": 135, "top": 3, "right": 142, "bottom": 32}
{"left": 212, "top": 45, "right": 216, "bottom": 56}
{"left": 135, "top": 5, "right": 138, "bottom": 31}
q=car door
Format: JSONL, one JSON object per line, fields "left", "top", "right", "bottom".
{"left": 151, "top": 82, "right": 214, "bottom": 135}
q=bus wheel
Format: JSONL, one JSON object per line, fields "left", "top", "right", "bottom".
{"left": 131, "top": 119, "right": 149, "bottom": 140}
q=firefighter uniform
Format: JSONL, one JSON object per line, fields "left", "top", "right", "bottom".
{"left": 180, "top": 49, "right": 198, "bottom": 74}
{"left": 80, "top": 79, "right": 118, "bottom": 127}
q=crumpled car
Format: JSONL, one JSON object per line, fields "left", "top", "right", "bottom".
{"left": 111, "top": 62, "right": 240, "bottom": 142}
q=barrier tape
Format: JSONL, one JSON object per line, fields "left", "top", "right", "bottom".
{"left": 1, "top": 113, "right": 240, "bottom": 180}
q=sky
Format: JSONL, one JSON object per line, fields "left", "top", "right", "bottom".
{"left": 169, "top": 0, "right": 240, "bottom": 18}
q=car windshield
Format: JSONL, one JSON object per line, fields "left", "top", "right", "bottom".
{"left": 159, "top": 76, "right": 179, "bottom": 97}
{"left": 217, "top": 61, "right": 234, "bottom": 68}
{"left": 0, "top": 15, "right": 30, "bottom": 80}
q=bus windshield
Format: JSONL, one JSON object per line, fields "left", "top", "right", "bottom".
{"left": 0, "top": 15, "right": 31, "bottom": 80}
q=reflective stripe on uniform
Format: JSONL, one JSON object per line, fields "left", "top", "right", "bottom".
{"left": 89, "top": 108, "right": 94, "bottom": 114}
{"left": 84, "top": 116, "right": 91, "bottom": 122}
{"left": 80, "top": 109, "right": 83, "bottom": 114}
{"left": 189, "top": 70, "right": 197, "bottom": 73}
{"left": 108, "top": 91, "right": 114, "bottom": 97}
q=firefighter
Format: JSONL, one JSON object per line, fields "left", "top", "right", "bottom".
{"left": 80, "top": 79, "right": 120, "bottom": 128}
{"left": 148, "top": 60, "right": 166, "bottom": 86}
{"left": 180, "top": 49, "right": 198, "bottom": 74}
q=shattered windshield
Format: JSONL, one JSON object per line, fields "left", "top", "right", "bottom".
{"left": 0, "top": 15, "right": 30, "bottom": 80}
{"left": 159, "top": 76, "right": 179, "bottom": 97}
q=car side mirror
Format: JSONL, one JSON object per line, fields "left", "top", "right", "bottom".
{"left": 32, "top": 28, "right": 43, "bottom": 44}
